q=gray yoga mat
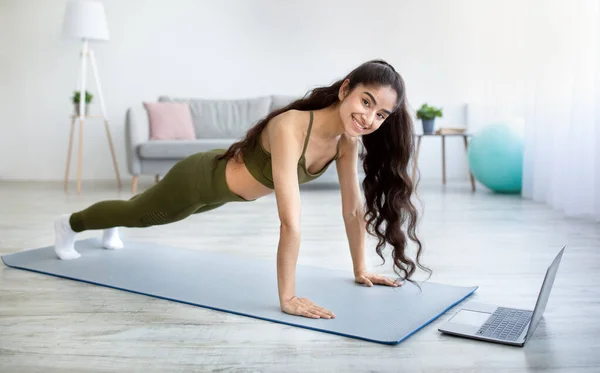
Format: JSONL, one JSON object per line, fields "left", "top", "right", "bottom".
{"left": 2, "top": 238, "right": 477, "bottom": 345}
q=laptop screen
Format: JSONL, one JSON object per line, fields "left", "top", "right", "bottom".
{"left": 525, "top": 247, "right": 564, "bottom": 340}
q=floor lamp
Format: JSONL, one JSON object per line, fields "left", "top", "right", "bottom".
{"left": 62, "top": 0, "right": 121, "bottom": 194}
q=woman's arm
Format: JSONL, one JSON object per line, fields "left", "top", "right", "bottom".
{"left": 268, "top": 111, "right": 336, "bottom": 319}
{"left": 335, "top": 136, "right": 367, "bottom": 276}
{"left": 335, "top": 136, "right": 403, "bottom": 288}
{"left": 267, "top": 112, "right": 303, "bottom": 304}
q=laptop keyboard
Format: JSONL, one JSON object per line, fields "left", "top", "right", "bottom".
{"left": 476, "top": 307, "right": 532, "bottom": 341}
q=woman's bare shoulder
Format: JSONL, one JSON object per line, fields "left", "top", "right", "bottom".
{"left": 262, "top": 110, "right": 309, "bottom": 153}
{"left": 265, "top": 110, "right": 309, "bottom": 138}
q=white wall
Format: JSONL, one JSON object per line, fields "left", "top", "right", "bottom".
{"left": 0, "top": 0, "right": 545, "bottom": 183}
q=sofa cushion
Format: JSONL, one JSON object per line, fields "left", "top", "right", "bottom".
{"left": 158, "top": 96, "right": 272, "bottom": 139}
{"left": 138, "top": 139, "right": 237, "bottom": 159}
{"left": 144, "top": 102, "right": 196, "bottom": 140}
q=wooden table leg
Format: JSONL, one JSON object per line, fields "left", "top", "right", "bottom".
{"left": 412, "top": 136, "right": 422, "bottom": 183}
{"left": 463, "top": 135, "right": 476, "bottom": 192}
{"left": 64, "top": 116, "right": 76, "bottom": 192}
{"left": 77, "top": 117, "right": 84, "bottom": 194}
{"left": 442, "top": 135, "right": 446, "bottom": 185}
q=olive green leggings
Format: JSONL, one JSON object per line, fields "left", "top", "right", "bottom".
{"left": 69, "top": 149, "right": 250, "bottom": 233}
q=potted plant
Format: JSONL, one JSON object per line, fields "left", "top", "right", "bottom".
{"left": 416, "top": 103, "right": 443, "bottom": 134}
{"left": 72, "top": 90, "right": 93, "bottom": 116}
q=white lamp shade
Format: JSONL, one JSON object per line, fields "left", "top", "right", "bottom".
{"left": 62, "top": 0, "right": 109, "bottom": 41}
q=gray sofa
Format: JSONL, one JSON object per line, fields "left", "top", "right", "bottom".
{"left": 124, "top": 95, "right": 342, "bottom": 194}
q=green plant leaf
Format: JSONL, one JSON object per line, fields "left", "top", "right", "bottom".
{"left": 72, "top": 90, "right": 94, "bottom": 104}
{"left": 416, "top": 103, "right": 443, "bottom": 120}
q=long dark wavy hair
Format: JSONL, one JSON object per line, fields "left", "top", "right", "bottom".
{"left": 217, "top": 59, "right": 431, "bottom": 285}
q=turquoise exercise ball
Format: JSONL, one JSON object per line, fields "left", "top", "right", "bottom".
{"left": 467, "top": 122, "right": 524, "bottom": 193}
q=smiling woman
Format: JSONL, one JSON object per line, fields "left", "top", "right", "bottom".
{"left": 52, "top": 59, "right": 431, "bottom": 321}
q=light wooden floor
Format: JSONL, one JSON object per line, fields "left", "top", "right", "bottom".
{"left": 1, "top": 179, "right": 599, "bottom": 373}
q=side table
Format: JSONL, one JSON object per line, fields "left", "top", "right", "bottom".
{"left": 64, "top": 114, "right": 122, "bottom": 194}
{"left": 412, "top": 133, "right": 476, "bottom": 192}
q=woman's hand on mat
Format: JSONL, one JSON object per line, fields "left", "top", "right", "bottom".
{"left": 354, "top": 270, "right": 403, "bottom": 287}
{"left": 281, "top": 296, "right": 336, "bottom": 319}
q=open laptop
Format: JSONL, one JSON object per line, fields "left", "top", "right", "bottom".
{"left": 438, "top": 246, "right": 565, "bottom": 347}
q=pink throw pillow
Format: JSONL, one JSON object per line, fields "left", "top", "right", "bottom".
{"left": 144, "top": 102, "right": 196, "bottom": 140}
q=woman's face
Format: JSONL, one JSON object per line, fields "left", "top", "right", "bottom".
{"left": 338, "top": 80, "right": 398, "bottom": 137}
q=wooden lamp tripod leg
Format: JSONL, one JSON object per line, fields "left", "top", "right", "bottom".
{"left": 75, "top": 40, "right": 89, "bottom": 195}
{"left": 89, "top": 48, "right": 122, "bottom": 189}
{"left": 64, "top": 116, "right": 76, "bottom": 192}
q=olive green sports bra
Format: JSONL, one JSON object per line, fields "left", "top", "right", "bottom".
{"left": 243, "top": 111, "right": 341, "bottom": 189}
